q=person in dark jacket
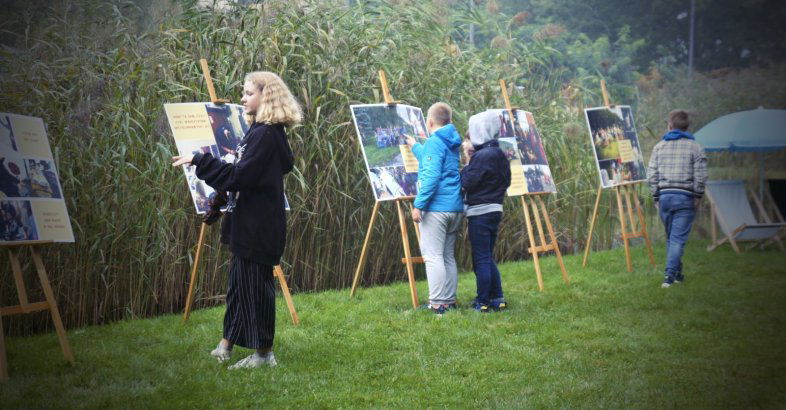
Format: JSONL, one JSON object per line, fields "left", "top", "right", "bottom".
{"left": 460, "top": 111, "right": 511, "bottom": 312}
{"left": 172, "top": 71, "right": 301, "bottom": 369}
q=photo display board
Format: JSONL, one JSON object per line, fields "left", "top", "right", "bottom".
{"left": 0, "top": 113, "right": 74, "bottom": 243}
{"left": 350, "top": 103, "right": 426, "bottom": 201}
{"left": 584, "top": 105, "right": 647, "bottom": 188}
{"left": 164, "top": 102, "right": 248, "bottom": 214}
{"left": 485, "top": 109, "right": 557, "bottom": 195}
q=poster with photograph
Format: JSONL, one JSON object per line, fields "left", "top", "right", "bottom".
{"left": 584, "top": 105, "right": 647, "bottom": 188}
{"left": 164, "top": 102, "right": 249, "bottom": 214}
{"left": 350, "top": 104, "right": 425, "bottom": 201}
{"left": 0, "top": 112, "right": 74, "bottom": 243}
{"left": 485, "top": 109, "right": 557, "bottom": 196}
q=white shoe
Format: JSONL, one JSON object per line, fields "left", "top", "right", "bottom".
{"left": 210, "top": 344, "right": 232, "bottom": 363}
{"left": 229, "top": 352, "right": 277, "bottom": 369}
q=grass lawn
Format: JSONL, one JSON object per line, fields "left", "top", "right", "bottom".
{"left": 363, "top": 142, "right": 402, "bottom": 168}
{"left": 2, "top": 241, "right": 785, "bottom": 408}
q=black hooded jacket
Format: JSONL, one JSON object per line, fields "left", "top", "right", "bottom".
{"left": 193, "top": 122, "right": 294, "bottom": 265}
{"left": 460, "top": 140, "right": 511, "bottom": 206}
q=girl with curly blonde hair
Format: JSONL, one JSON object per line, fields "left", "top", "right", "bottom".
{"left": 172, "top": 71, "right": 301, "bottom": 369}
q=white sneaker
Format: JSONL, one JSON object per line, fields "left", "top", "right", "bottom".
{"left": 210, "top": 344, "right": 232, "bottom": 363}
{"left": 229, "top": 352, "right": 277, "bottom": 369}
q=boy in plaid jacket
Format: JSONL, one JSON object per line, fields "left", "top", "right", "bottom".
{"left": 647, "top": 109, "right": 708, "bottom": 288}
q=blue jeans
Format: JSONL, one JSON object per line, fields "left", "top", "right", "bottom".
{"left": 468, "top": 211, "right": 503, "bottom": 305}
{"left": 658, "top": 193, "right": 696, "bottom": 278}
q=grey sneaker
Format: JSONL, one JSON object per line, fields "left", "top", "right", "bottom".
{"left": 210, "top": 344, "right": 232, "bottom": 363}
{"left": 229, "top": 352, "right": 277, "bottom": 369}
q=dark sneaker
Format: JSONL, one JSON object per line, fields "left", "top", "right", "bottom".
{"left": 662, "top": 275, "right": 675, "bottom": 288}
{"left": 429, "top": 304, "right": 447, "bottom": 315}
{"left": 489, "top": 301, "right": 507, "bottom": 311}
{"left": 446, "top": 302, "right": 459, "bottom": 310}
{"left": 472, "top": 302, "right": 490, "bottom": 313}
{"left": 674, "top": 273, "right": 685, "bottom": 283}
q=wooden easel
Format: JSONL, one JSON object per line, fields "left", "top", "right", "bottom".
{"left": 182, "top": 59, "right": 299, "bottom": 325}
{"left": 349, "top": 69, "right": 424, "bottom": 309}
{"left": 500, "top": 80, "right": 570, "bottom": 290}
{"left": 1, "top": 240, "right": 74, "bottom": 381}
{"left": 581, "top": 79, "right": 655, "bottom": 272}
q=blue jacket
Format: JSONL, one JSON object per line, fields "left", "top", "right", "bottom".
{"left": 460, "top": 140, "right": 511, "bottom": 206}
{"left": 412, "top": 124, "right": 464, "bottom": 212}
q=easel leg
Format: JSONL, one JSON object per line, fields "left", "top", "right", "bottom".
{"left": 30, "top": 246, "right": 74, "bottom": 364}
{"left": 622, "top": 186, "right": 637, "bottom": 237}
{"left": 395, "top": 201, "right": 419, "bottom": 309}
{"left": 631, "top": 186, "right": 656, "bottom": 266}
{"left": 521, "top": 197, "right": 544, "bottom": 291}
{"left": 0, "top": 305, "right": 7, "bottom": 381}
{"left": 273, "top": 265, "right": 300, "bottom": 325}
{"left": 183, "top": 222, "right": 208, "bottom": 322}
{"left": 615, "top": 187, "right": 633, "bottom": 272}
{"left": 536, "top": 196, "right": 570, "bottom": 285}
{"left": 350, "top": 201, "right": 380, "bottom": 298}
{"left": 583, "top": 185, "right": 603, "bottom": 267}
{"left": 8, "top": 247, "right": 30, "bottom": 310}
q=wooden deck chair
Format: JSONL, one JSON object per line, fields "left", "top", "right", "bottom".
{"left": 706, "top": 180, "right": 785, "bottom": 252}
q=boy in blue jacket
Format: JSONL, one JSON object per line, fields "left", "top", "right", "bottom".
{"left": 406, "top": 102, "right": 464, "bottom": 314}
{"left": 461, "top": 111, "right": 511, "bottom": 312}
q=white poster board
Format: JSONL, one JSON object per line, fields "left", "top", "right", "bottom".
{"left": 164, "top": 102, "right": 248, "bottom": 214}
{"left": 0, "top": 113, "right": 74, "bottom": 242}
{"left": 350, "top": 103, "right": 426, "bottom": 201}
{"left": 485, "top": 109, "right": 557, "bottom": 195}
{"left": 584, "top": 105, "right": 647, "bottom": 188}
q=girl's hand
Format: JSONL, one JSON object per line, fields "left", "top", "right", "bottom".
{"left": 172, "top": 155, "right": 195, "bottom": 167}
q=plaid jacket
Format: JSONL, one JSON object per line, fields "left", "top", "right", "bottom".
{"left": 647, "top": 138, "right": 708, "bottom": 200}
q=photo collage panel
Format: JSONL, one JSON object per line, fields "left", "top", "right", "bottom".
{"left": 485, "top": 109, "right": 556, "bottom": 195}
{"left": 350, "top": 104, "right": 426, "bottom": 201}
{"left": 164, "top": 103, "right": 248, "bottom": 214}
{"left": 0, "top": 112, "right": 74, "bottom": 242}
{"left": 584, "top": 105, "right": 647, "bottom": 188}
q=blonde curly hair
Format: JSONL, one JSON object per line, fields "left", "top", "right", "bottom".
{"left": 244, "top": 71, "right": 302, "bottom": 126}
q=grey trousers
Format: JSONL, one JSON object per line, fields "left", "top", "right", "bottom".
{"left": 418, "top": 211, "right": 463, "bottom": 305}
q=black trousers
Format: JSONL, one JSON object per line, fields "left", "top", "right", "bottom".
{"left": 223, "top": 255, "right": 275, "bottom": 349}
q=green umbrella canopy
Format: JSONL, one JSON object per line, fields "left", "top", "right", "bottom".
{"left": 695, "top": 107, "right": 786, "bottom": 152}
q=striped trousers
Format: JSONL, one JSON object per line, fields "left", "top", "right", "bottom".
{"left": 223, "top": 255, "right": 276, "bottom": 349}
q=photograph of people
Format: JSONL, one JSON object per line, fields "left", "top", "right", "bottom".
{"left": 207, "top": 104, "right": 247, "bottom": 163}
{"left": 515, "top": 112, "right": 548, "bottom": 166}
{"left": 0, "top": 200, "right": 38, "bottom": 241}
{"left": 175, "top": 142, "right": 221, "bottom": 213}
{"left": 352, "top": 104, "right": 426, "bottom": 169}
{"left": 351, "top": 103, "right": 426, "bottom": 200}
{"left": 585, "top": 106, "right": 647, "bottom": 187}
{"left": 523, "top": 165, "right": 557, "bottom": 193}
{"left": 25, "top": 159, "right": 62, "bottom": 198}
{"left": 498, "top": 138, "right": 521, "bottom": 163}
{"left": 369, "top": 166, "right": 417, "bottom": 198}
{"left": 495, "top": 110, "right": 515, "bottom": 139}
